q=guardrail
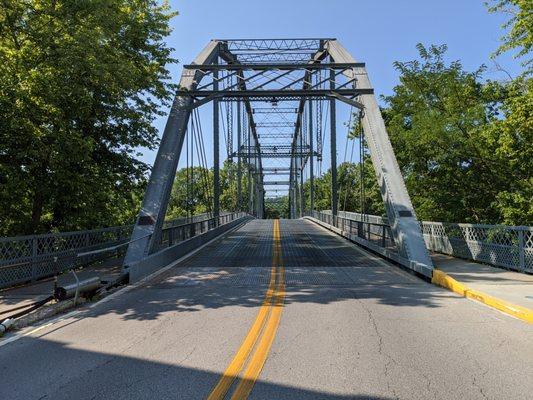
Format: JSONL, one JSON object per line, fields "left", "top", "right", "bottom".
{"left": 306, "top": 211, "right": 433, "bottom": 277}
{"left": 311, "top": 211, "right": 396, "bottom": 250}
{"left": 0, "top": 212, "right": 234, "bottom": 289}
{"left": 154, "top": 212, "right": 247, "bottom": 252}
{"left": 127, "top": 212, "right": 250, "bottom": 282}
{"left": 319, "top": 210, "right": 532, "bottom": 273}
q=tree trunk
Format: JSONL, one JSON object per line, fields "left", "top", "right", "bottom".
{"left": 29, "top": 189, "right": 44, "bottom": 234}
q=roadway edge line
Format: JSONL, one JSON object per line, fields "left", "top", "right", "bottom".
{"left": 0, "top": 218, "right": 254, "bottom": 348}
{"left": 431, "top": 269, "right": 533, "bottom": 324}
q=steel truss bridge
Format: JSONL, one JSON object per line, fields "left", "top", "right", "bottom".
{"left": 124, "top": 37, "right": 432, "bottom": 274}
{"left": 2, "top": 39, "right": 532, "bottom": 400}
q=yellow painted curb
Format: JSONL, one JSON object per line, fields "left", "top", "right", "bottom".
{"left": 431, "top": 269, "right": 533, "bottom": 324}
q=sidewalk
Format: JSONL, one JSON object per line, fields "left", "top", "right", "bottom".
{"left": 431, "top": 253, "right": 533, "bottom": 310}
{"left": 0, "top": 257, "right": 123, "bottom": 318}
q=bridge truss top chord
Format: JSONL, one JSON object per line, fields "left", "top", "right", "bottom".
{"left": 124, "top": 38, "right": 434, "bottom": 275}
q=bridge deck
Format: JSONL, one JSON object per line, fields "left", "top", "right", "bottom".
{"left": 1, "top": 219, "right": 532, "bottom": 399}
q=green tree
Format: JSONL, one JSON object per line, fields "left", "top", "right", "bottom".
{"left": 0, "top": 0, "right": 176, "bottom": 235}
{"left": 264, "top": 196, "right": 288, "bottom": 219}
{"left": 487, "top": 0, "right": 533, "bottom": 75}
{"left": 166, "top": 161, "right": 253, "bottom": 219}
{"left": 337, "top": 160, "right": 385, "bottom": 217}
{"left": 167, "top": 166, "right": 213, "bottom": 219}
{"left": 382, "top": 44, "right": 532, "bottom": 224}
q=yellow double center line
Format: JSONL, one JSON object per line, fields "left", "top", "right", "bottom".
{"left": 207, "top": 219, "right": 285, "bottom": 400}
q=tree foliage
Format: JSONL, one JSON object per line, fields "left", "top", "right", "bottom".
{"left": 166, "top": 161, "right": 252, "bottom": 219}
{"left": 382, "top": 44, "right": 532, "bottom": 225}
{"left": 0, "top": 0, "right": 176, "bottom": 235}
{"left": 300, "top": 160, "right": 384, "bottom": 218}
{"left": 487, "top": 0, "right": 533, "bottom": 75}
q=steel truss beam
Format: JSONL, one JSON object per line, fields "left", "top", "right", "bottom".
{"left": 252, "top": 107, "right": 298, "bottom": 114}
{"left": 123, "top": 41, "right": 220, "bottom": 269}
{"left": 239, "top": 152, "right": 317, "bottom": 158}
{"left": 183, "top": 63, "right": 365, "bottom": 70}
{"left": 326, "top": 40, "right": 433, "bottom": 270}
{"left": 255, "top": 122, "right": 296, "bottom": 127}
{"left": 181, "top": 89, "right": 373, "bottom": 98}
{"left": 263, "top": 167, "right": 291, "bottom": 172}
{"left": 264, "top": 181, "right": 290, "bottom": 185}
{"left": 125, "top": 37, "right": 433, "bottom": 275}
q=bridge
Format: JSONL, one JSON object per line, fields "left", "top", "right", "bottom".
{"left": 0, "top": 39, "right": 532, "bottom": 400}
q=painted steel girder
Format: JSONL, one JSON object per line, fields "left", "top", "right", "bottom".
{"left": 326, "top": 40, "right": 433, "bottom": 272}
{"left": 123, "top": 41, "right": 220, "bottom": 269}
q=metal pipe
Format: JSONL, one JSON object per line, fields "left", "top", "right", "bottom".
{"left": 54, "top": 277, "right": 101, "bottom": 301}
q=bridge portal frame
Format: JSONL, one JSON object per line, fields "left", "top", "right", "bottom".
{"left": 123, "top": 38, "right": 433, "bottom": 273}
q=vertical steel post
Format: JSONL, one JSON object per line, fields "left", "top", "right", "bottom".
{"left": 308, "top": 100, "right": 315, "bottom": 212}
{"left": 288, "top": 157, "right": 293, "bottom": 218}
{"left": 294, "top": 177, "right": 299, "bottom": 219}
{"left": 259, "top": 184, "right": 264, "bottom": 219}
{"left": 237, "top": 100, "right": 242, "bottom": 210}
{"left": 330, "top": 67, "right": 338, "bottom": 221}
{"left": 300, "top": 124, "right": 305, "bottom": 217}
{"left": 247, "top": 123, "right": 253, "bottom": 214}
{"left": 518, "top": 229, "right": 525, "bottom": 271}
{"left": 213, "top": 58, "right": 220, "bottom": 225}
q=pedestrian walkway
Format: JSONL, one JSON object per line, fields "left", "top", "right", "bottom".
{"left": 431, "top": 253, "right": 533, "bottom": 310}
{"left": 0, "top": 258, "right": 122, "bottom": 318}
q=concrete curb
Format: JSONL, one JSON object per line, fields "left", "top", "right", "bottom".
{"left": 304, "top": 216, "right": 533, "bottom": 323}
{"left": 432, "top": 269, "right": 533, "bottom": 324}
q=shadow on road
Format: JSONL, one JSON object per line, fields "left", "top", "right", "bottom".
{"left": 0, "top": 336, "right": 395, "bottom": 400}
{"left": 64, "top": 219, "right": 459, "bottom": 322}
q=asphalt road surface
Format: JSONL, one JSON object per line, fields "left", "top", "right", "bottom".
{"left": 1, "top": 219, "right": 532, "bottom": 399}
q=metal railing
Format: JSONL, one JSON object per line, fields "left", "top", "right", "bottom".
{"left": 310, "top": 211, "right": 396, "bottom": 251}
{"left": 319, "top": 210, "right": 533, "bottom": 273}
{"left": 421, "top": 221, "right": 532, "bottom": 272}
{"left": 154, "top": 212, "right": 247, "bottom": 252}
{"left": 0, "top": 212, "right": 241, "bottom": 289}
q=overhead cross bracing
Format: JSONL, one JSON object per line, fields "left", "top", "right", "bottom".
{"left": 124, "top": 38, "right": 434, "bottom": 276}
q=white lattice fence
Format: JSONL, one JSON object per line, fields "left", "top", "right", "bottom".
{"left": 421, "top": 222, "right": 532, "bottom": 272}
{"left": 0, "top": 212, "right": 235, "bottom": 289}
{"left": 322, "top": 210, "right": 532, "bottom": 273}
{"left": 0, "top": 225, "right": 133, "bottom": 288}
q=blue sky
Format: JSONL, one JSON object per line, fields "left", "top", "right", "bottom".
{"left": 141, "top": 0, "right": 522, "bottom": 169}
